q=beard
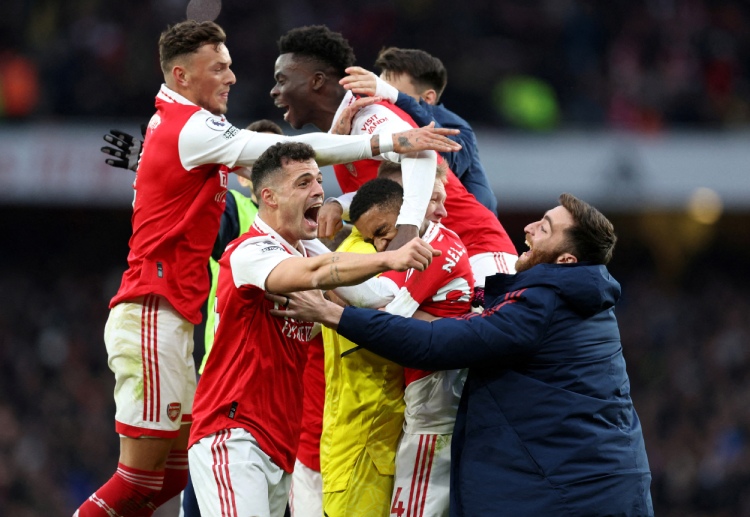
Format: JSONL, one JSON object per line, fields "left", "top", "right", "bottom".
{"left": 515, "top": 245, "right": 566, "bottom": 273}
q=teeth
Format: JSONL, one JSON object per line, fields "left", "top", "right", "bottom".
{"left": 525, "top": 239, "right": 531, "bottom": 249}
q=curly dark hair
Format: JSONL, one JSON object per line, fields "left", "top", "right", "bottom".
{"left": 375, "top": 47, "right": 447, "bottom": 100}
{"left": 559, "top": 193, "right": 617, "bottom": 265}
{"left": 277, "top": 25, "right": 355, "bottom": 78}
{"left": 251, "top": 142, "right": 316, "bottom": 199}
{"left": 158, "top": 20, "right": 226, "bottom": 75}
{"left": 350, "top": 178, "right": 403, "bottom": 225}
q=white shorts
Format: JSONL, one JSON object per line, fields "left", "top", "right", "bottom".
{"left": 290, "top": 458, "right": 323, "bottom": 517}
{"left": 390, "top": 432, "right": 452, "bottom": 517}
{"left": 189, "top": 428, "right": 291, "bottom": 517}
{"left": 105, "top": 294, "right": 196, "bottom": 438}
{"left": 469, "top": 251, "right": 517, "bottom": 288}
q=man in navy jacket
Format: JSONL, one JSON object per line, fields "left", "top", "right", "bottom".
{"left": 272, "top": 193, "right": 653, "bottom": 516}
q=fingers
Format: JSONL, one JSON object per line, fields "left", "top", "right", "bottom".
{"left": 101, "top": 146, "right": 123, "bottom": 158}
{"left": 350, "top": 96, "right": 381, "bottom": 108}
{"left": 109, "top": 130, "right": 134, "bottom": 144}
{"left": 264, "top": 292, "right": 289, "bottom": 307}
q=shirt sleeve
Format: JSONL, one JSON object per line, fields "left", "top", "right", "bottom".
{"left": 333, "top": 276, "right": 399, "bottom": 309}
{"left": 302, "top": 238, "right": 333, "bottom": 257}
{"left": 337, "top": 286, "right": 553, "bottom": 370}
{"left": 351, "top": 104, "right": 436, "bottom": 228}
{"left": 229, "top": 236, "right": 293, "bottom": 289}
{"left": 178, "top": 110, "right": 374, "bottom": 170}
{"left": 393, "top": 96, "right": 475, "bottom": 179}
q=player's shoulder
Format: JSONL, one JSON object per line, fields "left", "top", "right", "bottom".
{"left": 353, "top": 101, "right": 410, "bottom": 135}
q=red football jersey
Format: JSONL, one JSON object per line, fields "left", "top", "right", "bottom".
{"left": 379, "top": 222, "right": 474, "bottom": 386}
{"left": 296, "top": 335, "right": 325, "bottom": 472}
{"left": 110, "top": 86, "right": 231, "bottom": 323}
{"left": 189, "top": 217, "right": 320, "bottom": 473}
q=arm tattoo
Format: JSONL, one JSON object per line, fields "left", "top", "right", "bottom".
{"left": 371, "top": 135, "right": 380, "bottom": 156}
{"left": 329, "top": 264, "right": 342, "bottom": 284}
{"left": 328, "top": 253, "right": 342, "bottom": 283}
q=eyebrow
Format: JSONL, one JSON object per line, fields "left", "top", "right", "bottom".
{"left": 543, "top": 214, "right": 555, "bottom": 232}
{"left": 374, "top": 224, "right": 391, "bottom": 237}
{"left": 290, "top": 171, "right": 315, "bottom": 183}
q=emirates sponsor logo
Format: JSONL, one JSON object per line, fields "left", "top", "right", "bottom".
{"left": 167, "top": 402, "right": 181, "bottom": 422}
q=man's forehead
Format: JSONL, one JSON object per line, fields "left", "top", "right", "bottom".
{"left": 275, "top": 53, "right": 314, "bottom": 72}
{"left": 544, "top": 205, "right": 574, "bottom": 228}
{"left": 357, "top": 206, "right": 397, "bottom": 235}
{"left": 282, "top": 157, "right": 319, "bottom": 175}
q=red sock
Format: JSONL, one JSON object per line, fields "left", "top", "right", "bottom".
{"left": 141, "top": 450, "right": 190, "bottom": 513}
{"left": 75, "top": 463, "right": 164, "bottom": 517}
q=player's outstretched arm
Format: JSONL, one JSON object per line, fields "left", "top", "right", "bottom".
{"left": 264, "top": 237, "right": 440, "bottom": 294}
{"left": 388, "top": 122, "right": 460, "bottom": 155}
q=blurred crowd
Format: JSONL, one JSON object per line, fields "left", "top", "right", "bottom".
{"left": 2, "top": 0, "right": 750, "bottom": 130}
{"left": 0, "top": 208, "right": 747, "bottom": 516}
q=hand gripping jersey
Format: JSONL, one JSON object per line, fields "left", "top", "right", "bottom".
{"left": 331, "top": 92, "right": 516, "bottom": 258}
{"left": 189, "top": 217, "right": 323, "bottom": 473}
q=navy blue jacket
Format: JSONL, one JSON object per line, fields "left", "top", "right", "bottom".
{"left": 338, "top": 263, "right": 653, "bottom": 516}
{"left": 395, "top": 93, "right": 498, "bottom": 214}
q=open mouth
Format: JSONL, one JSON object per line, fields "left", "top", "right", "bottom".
{"left": 304, "top": 204, "right": 321, "bottom": 226}
{"left": 275, "top": 102, "right": 290, "bottom": 121}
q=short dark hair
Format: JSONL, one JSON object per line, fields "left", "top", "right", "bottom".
{"left": 158, "top": 20, "right": 227, "bottom": 75}
{"left": 251, "top": 142, "right": 316, "bottom": 200}
{"left": 278, "top": 25, "right": 356, "bottom": 78}
{"left": 375, "top": 47, "right": 447, "bottom": 100}
{"left": 350, "top": 178, "right": 403, "bottom": 225}
{"left": 246, "top": 119, "right": 283, "bottom": 135}
{"left": 559, "top": 193, "right": 617, "bottom": 265}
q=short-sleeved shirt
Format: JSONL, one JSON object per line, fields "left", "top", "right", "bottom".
{"left": 189, "top": 216, "right": 325, "bottom": 473}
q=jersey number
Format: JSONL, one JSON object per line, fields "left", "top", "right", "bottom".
{"left": 390, "top": 487, "right": 405, "bottom": 517}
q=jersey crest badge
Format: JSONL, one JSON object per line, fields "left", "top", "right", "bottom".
{"left": 345, "top": 163, "right": 357, "bottom": 177}
{"left": 167, "top": 402, "right": 182, "bottom": 422}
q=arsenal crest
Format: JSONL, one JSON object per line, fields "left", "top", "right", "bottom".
{"left": 167, "top": 402, "right": 182, "bottom": 422}
{"left": 345, "top": 163, "right": 357, "bottom": 177}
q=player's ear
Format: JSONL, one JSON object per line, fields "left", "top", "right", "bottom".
{"left": 172, "top": 65, "right": 189, "bottom": 87}
{"left": 555, "top": 253, "right": 577, "bottom": 264}
{"left": 422, "top": 89, "right": 438, "bottom": 105}
{"left": 260, "top": 186, "right": 278, "bottom": 208}
{"left": 311, "top": 71, "right": 327, "bottom": 91}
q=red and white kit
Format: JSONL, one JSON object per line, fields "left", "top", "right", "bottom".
{"left": 334, "top": 221, "right": 474, "bottom": 517}
{"left": 330, "top": 91, "right": 437, "bottom": 229}
{"left": 188, "top": 216, "right": 328, "bottom": 517}
{"left": 330, "top": 91, "right": 517, "bottom": 289}
{"left": 106, "top": 84, "right": 382, "bottom": 437}
{"left": 290, "top": 335, "right": 325, "bottom": 517}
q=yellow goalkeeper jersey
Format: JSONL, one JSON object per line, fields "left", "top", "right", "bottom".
{"left": 320, "top": 227, "right": 406, "bottom": 493}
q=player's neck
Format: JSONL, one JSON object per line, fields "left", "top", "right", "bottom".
{"left": 319, "top": 87, "right": 347, "bottom": 131}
